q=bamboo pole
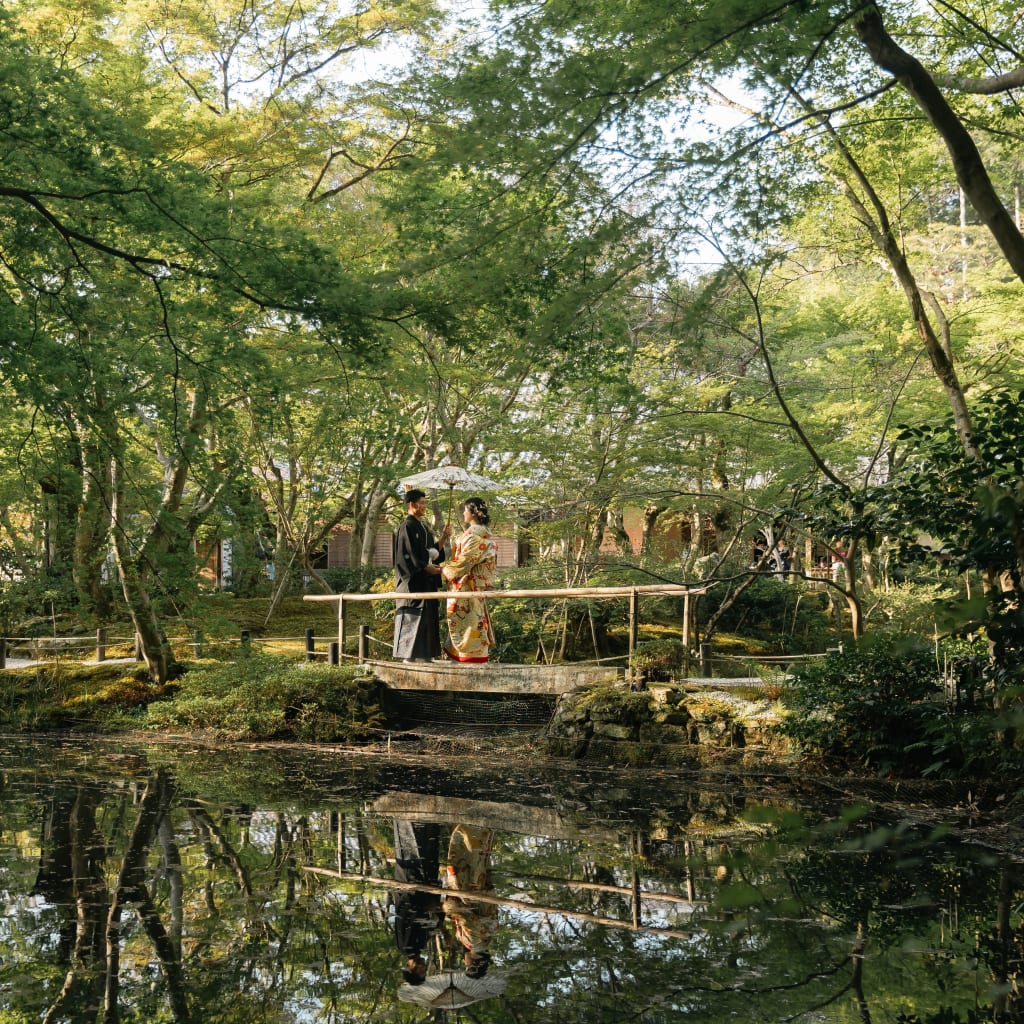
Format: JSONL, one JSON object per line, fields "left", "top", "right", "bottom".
{"left": 494, "top": 870, "right": 706, "bottom": 906}
{"left": 305, "top": 583, "right": 711, "bottom": 603}
{"left": 628, "top": 588, "right": 639, "bottom": 685}
{"left": 302, "top": 867, "right": 693, "bottom": 939}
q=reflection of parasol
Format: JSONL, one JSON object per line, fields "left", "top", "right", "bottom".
{"left": 397, "top": 970, "right": 505, "bottom": 1010}
{"left": 400, "top": 465, "right": 499, "bottom": 524}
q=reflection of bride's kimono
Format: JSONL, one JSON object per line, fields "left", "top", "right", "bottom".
{"left": 441, "top": 523, "right": 497, "bottom": 662}
{"left": 443, "top": 824, "right": 497, "bottom": 970}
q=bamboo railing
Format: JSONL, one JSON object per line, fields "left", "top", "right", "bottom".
{"left": 305, "top": 583, "right": 712, "bottom": 672}
{"left": 303, "top": 866, "right": 694, "bottom": 940}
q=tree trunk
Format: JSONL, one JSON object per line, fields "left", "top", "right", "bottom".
{"left": 359, "top": 487, "right": 389, "bottom": 566}
{"left": 790, "top": 76, "right": 981, "bottom": 462}
{"left": 72, "top": 419, "right": 116, "bottom": 620}
{"left": 854, "top": 7, "right": 1024, "bottom": 283}
{"left": 834, "top": 155, "right": 979, "bottom": 460}
{"left": 605, "top": 508, "right": 631, "bottom": 553}
{"left": 586, "top": 508, "right": 609, "bottom": 566}
{"left": 110, "top": 459, "right": 173, "bottom": 686}
{"left": 640, "top": 505, "right": 665, "bottom": 557}
{"left": 839, "top": 542, "right": 865, "bottom": 640}
{"left": 691, "top": 505, "right": 704, "bottom": 555}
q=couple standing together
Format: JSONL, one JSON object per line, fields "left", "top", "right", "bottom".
{"left": 393, "top": 489, "right": 497, "bottom": 663}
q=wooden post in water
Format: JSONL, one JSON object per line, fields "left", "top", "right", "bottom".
{"left": 631, "top": 840, "right": 642, "bottom": 929}
{"left": 681, "top": 591, "right": 692, "bottom": 678}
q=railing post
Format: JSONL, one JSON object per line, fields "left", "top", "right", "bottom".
{"left": 305, "top": 628, "right": 316, "bottom": 663}
{"left": 358, "top": 625, "right": 369, "bottom": 664}
{"left": 0, "top": 637, "right": 6, "bottom": 670}
{"left": 96, "top": 628, "right": 106, "bottom": 663}
{"left": 328, "top": 641, "right": 339, "bottom": 666}
{"left": 700, "top": 642, "right": 712, "bottom": 677}
{"left": 240, "top": 629, "right": 251, "bottom": 654}
{"left": 628, "top": 588, "right": 642, "bottom": 689}
{"left": 338, "top": 597, "right": 346, "bottom": 661}
{"left": 193, "top": 630, "right": 203, "bottom": 658}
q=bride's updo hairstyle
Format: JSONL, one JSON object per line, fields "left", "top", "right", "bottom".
{"left": 464, "top": 497, "right": 490, "bottom": 525}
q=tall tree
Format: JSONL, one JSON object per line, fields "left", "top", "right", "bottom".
{"left": 0, "top": 10, "right": 389, "bottom": 680}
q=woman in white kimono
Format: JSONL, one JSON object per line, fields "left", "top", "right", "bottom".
{"left": 441, "top": 497, "right": 498, "bottom": 662}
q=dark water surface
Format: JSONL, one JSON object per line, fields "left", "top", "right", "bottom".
{"left": 0, "top": 735, "right": 1017, "bottom": 1023}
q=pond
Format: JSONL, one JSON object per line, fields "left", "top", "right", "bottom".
{"left": 0, "top": 735, "right": 1017, "bottom": 1023}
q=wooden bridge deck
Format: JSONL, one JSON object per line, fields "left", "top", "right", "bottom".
{"left": 366, "top": 659, "right": 620, "bottom": 694}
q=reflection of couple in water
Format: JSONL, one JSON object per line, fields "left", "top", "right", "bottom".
{"left": 393, "top": 820, "right": 498, "bottom": 990}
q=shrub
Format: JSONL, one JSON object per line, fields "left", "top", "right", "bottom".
{"left": 631, "top": 639, "right": 685, "bottom": 682}
{"left": 697, "top": 575, "right": 831, "bottom": 651}
{"left": 865, "top": 580, "right": 962, "bottom": 634}
{"left": 319, "top": 567, "right": 384, "bottom": 594}
{"left": 142, "top": 654, "right": 382, "bottom": 742}
{"left": 779, "top": 635, "right": 945, "bottom": 774}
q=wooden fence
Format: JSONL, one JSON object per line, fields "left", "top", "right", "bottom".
{"left": 0, "top": 627, "right": 345, "bottom": 669}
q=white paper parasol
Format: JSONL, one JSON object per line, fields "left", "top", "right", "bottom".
{"left": 397, "top": 969, "right": 505, "bottom": 1009}
{"left": 400, "top": 466, "right": 498, "bottom": 492}
{"left": 399, "top": 466, "right": 499, "bottom": 523}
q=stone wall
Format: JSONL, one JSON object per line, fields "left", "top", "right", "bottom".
{"left": 542, "top": 684, "right": 790, "bottom": 765}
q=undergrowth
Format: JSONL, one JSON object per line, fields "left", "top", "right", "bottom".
{"left": 141, "top": 655, "right": 383, "bottom": 742}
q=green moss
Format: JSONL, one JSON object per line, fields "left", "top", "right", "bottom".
{"left": 575, "top": 685, "right": 655, "bottom": 725}
{"left": 687, "top": 696, "right": 738, "bottom": 721}
{"left": 0, "top": 662, "right": 158, "bottom": 731}
{"left": 141, "top": 654, "right": 382, "bottom": 742}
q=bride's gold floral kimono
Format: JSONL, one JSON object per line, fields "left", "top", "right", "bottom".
{"left": 441, "top": 523, "right": 497, "bottom": 662}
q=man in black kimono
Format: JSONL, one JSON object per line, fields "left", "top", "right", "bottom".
{"left": 393, "top": 489, "right": 451, "bottom": 662}
{"left": 393, "top": 819, "right": 444, "bottom": 985}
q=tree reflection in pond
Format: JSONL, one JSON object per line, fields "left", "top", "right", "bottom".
{"left": 0, "top": 737, "right": 1017, "bottom": 1023}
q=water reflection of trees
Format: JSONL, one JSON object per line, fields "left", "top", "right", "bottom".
{"left": 0, "top": 760, "right": 1019, "bottom": 1023}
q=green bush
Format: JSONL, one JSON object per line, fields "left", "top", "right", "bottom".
{"left": 142, "top": 654, "right": 382, "bottom": 742}
{"left": 779, "top": 635, "right": 946, "bottom": 774}
{"left": 865, "top": 580, "right": 962, "bottom": 635}
{"left": 631, "top": 639, "right": 685, "bottom": 682}
{"left": 319, "top": 567, "right": 385, "bottom": 594}
{"left": 781, "top": 632, "right": 1024, "bottom": 778}
{"left": 697, "top": 575, "right": 830, "bottom": 651}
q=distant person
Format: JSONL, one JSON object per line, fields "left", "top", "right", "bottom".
{"left": 770, "top": 540, "right": 791, "bottom": 574}
{"left": 393, "top": 820, "right": 445, "bottom": 986}
{"left": 441, "top": 497, "right": 498, "bottom": 663}
{"left": 751, "top": 536, "right": 768, "bottom": 568}
{"left": 443, "top": 823, "right": 498, "bottom": 978}
{"left": 831, "top": 545, "right": 847, "bottom": 585}
{"left": 394, "top": 489, "right": 451, "bottom": 662}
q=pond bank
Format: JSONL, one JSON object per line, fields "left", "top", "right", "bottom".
{"left": 1, "top": 655, "right": 1021, "bottom": 847}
